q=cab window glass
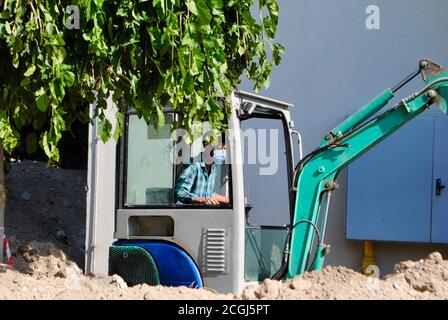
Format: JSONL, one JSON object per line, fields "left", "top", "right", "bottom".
{"left": 125, "top": 114, "right": 175, "bottom": 205}
{"left": 124, "top": 113, "right": 231, "bottom": 208}
{"left": 241, "top": 117, "right": 290, "bottom": 226}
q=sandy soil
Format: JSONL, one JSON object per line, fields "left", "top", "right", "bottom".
{"left": 2, "top": 160, "right": 448, "bottom": 300}
{"left": 1, "top": 240, "right": 448, "bottom": 299}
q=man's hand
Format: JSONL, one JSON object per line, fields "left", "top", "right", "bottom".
{"left": 193, "top": 197, "right": 219, "bottom": 205}
{"left": 208, "top": 194, "right": 229, "bottom": 205}
{"left": 193, "top": 194, "right": 229, "bottom": 205}
{"left": 193, "top": 197, "right": 207, "bottom": 204}
{"left": 204, "top": 198, "right": 220, "bottom": 205}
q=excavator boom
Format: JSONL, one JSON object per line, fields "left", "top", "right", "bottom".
{"left": 286, "top": 59, "right": 448, "bottom": 278}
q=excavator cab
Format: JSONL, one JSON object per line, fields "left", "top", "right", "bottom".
{"left": 107, "top": 91, "right": 298, "bottom": 293}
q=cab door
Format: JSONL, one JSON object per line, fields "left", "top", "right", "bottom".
{"left": 234, "top": 92, "right": 296, "bottom": 282}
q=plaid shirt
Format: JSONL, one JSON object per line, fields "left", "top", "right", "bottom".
{"left": 175, "top": 162, "right": 217, "bottom": 204}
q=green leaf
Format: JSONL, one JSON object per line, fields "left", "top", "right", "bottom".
{"left": 0, "top": 111, "right": 20, "bottom": 153}
{"left": 189, "top": 0, "right": 211, "bottom": 26}
{"left": 211, "top": 0, "right": 223, "bottom": 9}
{"left": 272, "top": 43, "right": 285, "bottom": 65}
{"left": 186, "top": 1, "right": 198, "bottom": 15}
{"left": 98, "top": 118, "right": 112, "bottom": 143}
{"left": 24, "top": 65, "right": 36, "bottom": 77}
{"left": 182, "top": 73, "right": 194, "bottom": 95}
{"left": 266, "top": 0, "right": 279, "bottom": 18}
{"left": 63, "top": 70, "right": 76, "bottom": 87}
{"left": 113, "top": 111, "right": 124, "bottom": 142}
{"left": 263, "top": 17, "right": 276, "bottom": 38}
{"left": 39, "top": 131, "right": 57, "bottom": 161}
{"left": 191, "top": 48, "right": 206, "bottom": 75}
{"left": 4, "top": 22, "right": 11, "bottom": 34}
{"left": 238, "top": 45, "right": 245, "bottom": 56}
{"left": 155, "top": 103, "right": 165, "bottom": 128}
{"left": 49, "top": 79, "right": 65, "bottom": 100}
{"left": 35, "top": 88, "right": 50, "bottom": 112}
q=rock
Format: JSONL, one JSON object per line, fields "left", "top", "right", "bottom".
{"left": 241, "top": 285, "right": 258, "bottom": 300}
{"left": 55, "top": 230, "right": 67, "bottom": 242}
{"left": 393, "top": 281, "right": 404, "bottom": 290}
{"left": 69, "top": 262, "right": 82, "bottom": 275}
{"left": 20, "top": 191, "right": 31, "bottom": 201}
{"left": 255, "top": 279, "right": 282, "bottom": 299}
{"left": 427, "top": 252, "right": 443, "bottom": 263}
{"left": 144, "top": 291, "right": 154, "bottom": 300}
{"left": 55, "top": 270, "right": 67, "bottom": 278}
{"left": 407, "top": 275, "right": 439, "bottom": 293}
{"left": 442, "top": 271, "right": 448, "bottom": 281}
{"left": 64, "top": 266, "right": 83, "bottom": 289}
{"left": 289, "top": 278, "right": 312, "bottom": 290}
{"left": 394, "top": 260, "right": 416, "bottom": 273}
{"left": 412, "top": 281, "right": 438, "bottom": 293}
{"left": 110, "top": 274, "right": 128, "bottom": 289}
{"left": 13, "top": 241, "right": 70, "bottom": 277}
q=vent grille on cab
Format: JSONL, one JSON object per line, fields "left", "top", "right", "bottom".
{"left": 202, "top": 228, "right": 228, "bottom": 274}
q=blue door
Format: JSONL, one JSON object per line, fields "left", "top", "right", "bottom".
{"left": 346, "top": 117, "right": 434, "bottom": 242}
{"left": 431, "top": 117, "right": 448, "bottom": 243}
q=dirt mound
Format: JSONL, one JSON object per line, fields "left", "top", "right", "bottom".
{"left": 0, "top": 238, "right": 232, "bottom": 299}
{"left": 8, "top": 237, "right": 81, "bottom": 279}
{"left": 1, "top": 243, "right": 448, "bottom": 299}
{"left": 383, "top": 252, "right": 448, "bottom": 297}
{"left": 240, "top": 252, "right": 448, "bottom": 300}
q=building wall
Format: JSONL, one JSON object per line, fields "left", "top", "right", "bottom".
{"left": 240, "top": 0, "right": 448, "bottom": 274}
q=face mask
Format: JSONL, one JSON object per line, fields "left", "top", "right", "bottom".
{"left": 213, "top": 149, "right": 226, "bottom": 164}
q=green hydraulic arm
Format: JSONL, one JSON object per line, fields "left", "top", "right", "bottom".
{"left": 286, "top": 59, "right": 448, "bottom": 278}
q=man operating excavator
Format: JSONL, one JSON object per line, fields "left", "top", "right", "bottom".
{"left": 175, "top": 140, "right": 229, "bottom": 205}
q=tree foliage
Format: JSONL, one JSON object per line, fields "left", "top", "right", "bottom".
{"left": 0, "top": 0, "right": 283, "bottom": 161}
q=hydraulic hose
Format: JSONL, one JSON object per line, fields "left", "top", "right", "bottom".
{"left": 271, "top": 219, "right": 321, "bottom": 280}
